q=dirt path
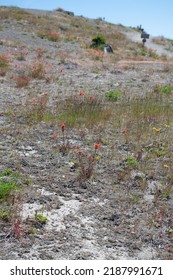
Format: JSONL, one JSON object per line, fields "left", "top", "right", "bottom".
{"left": 117, "top": 60, "right": 173, "bottom": 65}
{"left": 123, "top": 29, "right": 173, "bottom": 57}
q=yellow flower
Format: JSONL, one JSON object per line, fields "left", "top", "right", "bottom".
{"left": 164, "top": 164, "right": 170, "bottom": 168}
{"left": 152, "top": 127, "right": 161, "bottom": 132}
{"left": 95, "top": 155, "right": 101, "bottom": 161}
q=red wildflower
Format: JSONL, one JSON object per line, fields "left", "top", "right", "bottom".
{"left": 87, "top": 154, "right": 93, "bottom": 161}
{"left": 79, "top": 150, "right": 85, "bottom": 155}
{"left": 13, "top": 220, "right": 22, "bottom": 238}
{"left": 45, "top": 62, "right": 51, "bottom": 68}
{"left": 79, "top": 91, "right": 85, "bottom": 97}
{"left": 37, "top": 49, "right": 43, "bottom": 54}
{"left": 61, "top": 123, "right": 65, "bottom": 133}
{"left": 76, "top": 145, "right": 80, "bottom": 149}
{"left": 89, "top": 95, "right": 94, "bottom": 101}
{"left": 122, "top": 128, "right": 127, "bottom": 134}
{"left": 53, "top": 132, "right": 57, "bottom": 140}
{"left": 137, "top": 150, "right": 142, "bottom": 161}
{"left": 94, "top": 143, "right": 100, "bottom": 150}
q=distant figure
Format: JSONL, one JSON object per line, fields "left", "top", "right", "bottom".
{"left": 141, "top": 32, "right": 150, "bottom": 47}
{"left": 142, "top": 38, "right": 146, "bottom": 47}
{"left": 138, "top": 25, "right": 144, "bottom": 32}
{"left": 104, "top": 44, "right": 113, "bottom": 53}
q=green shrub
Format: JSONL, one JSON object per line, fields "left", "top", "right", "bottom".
{"left": 148, "top": 48, "right": 159, "bottom": 59}
{"left": 35, "top": 213, "right": 47, "bottom": 224}
{"left": 159, "top": 85, "right": 173, "bottom": 94}
{"left": 138, "top": 49, "right": 147, "bottom": 56}
{"left": 0, "top": 169, "right": 19, "bottom": 199}
{"left": 90, "top": 34, "right": 106, "bottom": 50}
{"left": 126, "top": 156, "right": 138, "bottom": 168}
{"left": 0, "top": 209, "right": 11, "bottom": 221}
{"left": 0, "top": 179, "right": 18, "bottom": 199}
{"left": 16, "top": 52, "right": 26, "bottom": 61}
{"left": 136, "top": 48, "right": 159, "bottom": 59}
{"left": 105, "top": 90, "right": 121, "bottom": 101}
{"left": 130, "top": 194, "right": 143, "bottom": 203}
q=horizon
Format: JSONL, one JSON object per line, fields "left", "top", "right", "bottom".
{"left": 0, "top": 0, "right": 173, "bottom": 39}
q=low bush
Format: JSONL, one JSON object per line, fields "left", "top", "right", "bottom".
{"left": 105, "top": 90, "right": 122, "bottom": 101}
{"left": 90, "top": 34, "right": 106, "bottom": 50}
{"left": 0, "top": 169, "right": 19, "bottom": 200}
{"left": 14, "top": 74, "right": 30, "bottom": 87}
{"left": 0, "top": 54, "right": 10, "bottom": 76}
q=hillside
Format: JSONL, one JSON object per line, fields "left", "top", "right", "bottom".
{"left": 0, "top": 6, "right": 173, "bottom": 260}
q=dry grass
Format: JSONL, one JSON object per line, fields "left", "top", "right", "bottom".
{"left": 152, "top": 36, "right": 165, "bottom": 46}
{"left": 0, "top": 54, "right": 10, "bottom": 76}
{"left": 37, "top": 30, "right": 61, "bottom": 41}
{"left": 53, "top": 94, "right": 112, "bottom": 128}
{"left": 14, "top": 74, "right": 30, "bottom": 87}
{"left": 28, "top": 62, "right": 46, "bottom": 79}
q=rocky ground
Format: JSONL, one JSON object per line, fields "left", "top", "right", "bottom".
{"left": 0, "top": 7, "right": 173, "bottom": 260}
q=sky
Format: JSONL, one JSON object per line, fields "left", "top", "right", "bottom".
{"left": 0, "top": 0, "right": 173, "bottom": 39}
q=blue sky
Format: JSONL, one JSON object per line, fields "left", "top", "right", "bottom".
{"left": 0, "top": 0, "right": 173, "bottom": 39}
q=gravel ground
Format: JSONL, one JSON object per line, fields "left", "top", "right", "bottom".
{"left": 0, "top": 8, "right": 173, "bottom": 260}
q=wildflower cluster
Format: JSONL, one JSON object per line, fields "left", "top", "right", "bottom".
{"left": 53, "top": 123, "right": 70, "bottom": 155}
{"left": 14, "top": 74, "right": 30, "bottom": 87}
{"left": 0, "top": 54, "right": 10, "bottom": 67}
{"left": 37, "top": 30, "right": 61, "bottom": 42}
{"left": 36, "top": 48, "right": 44, "bottom": 58}
{"left": 13, "top": 56, "right": 51, "bottom": 86}
{"left": 79, "top": 91, "right": 94, "bottom": 102}
{"left": 52, "top": 123, "right": 101, "bottom": 183}
{"left": 122, "top": 128, "right": 128, "bottom": 144}
{"left": 28, "top": 62, "right": 46, "bottom": 79}
{"left": 72, "top": 143, "right": 101, "bottom": 182}
{"left": 16, "top": 51, "right": 28, "bottom": 61}
{"left": 0, "top": 54, "right": 10, "bottom": 75}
